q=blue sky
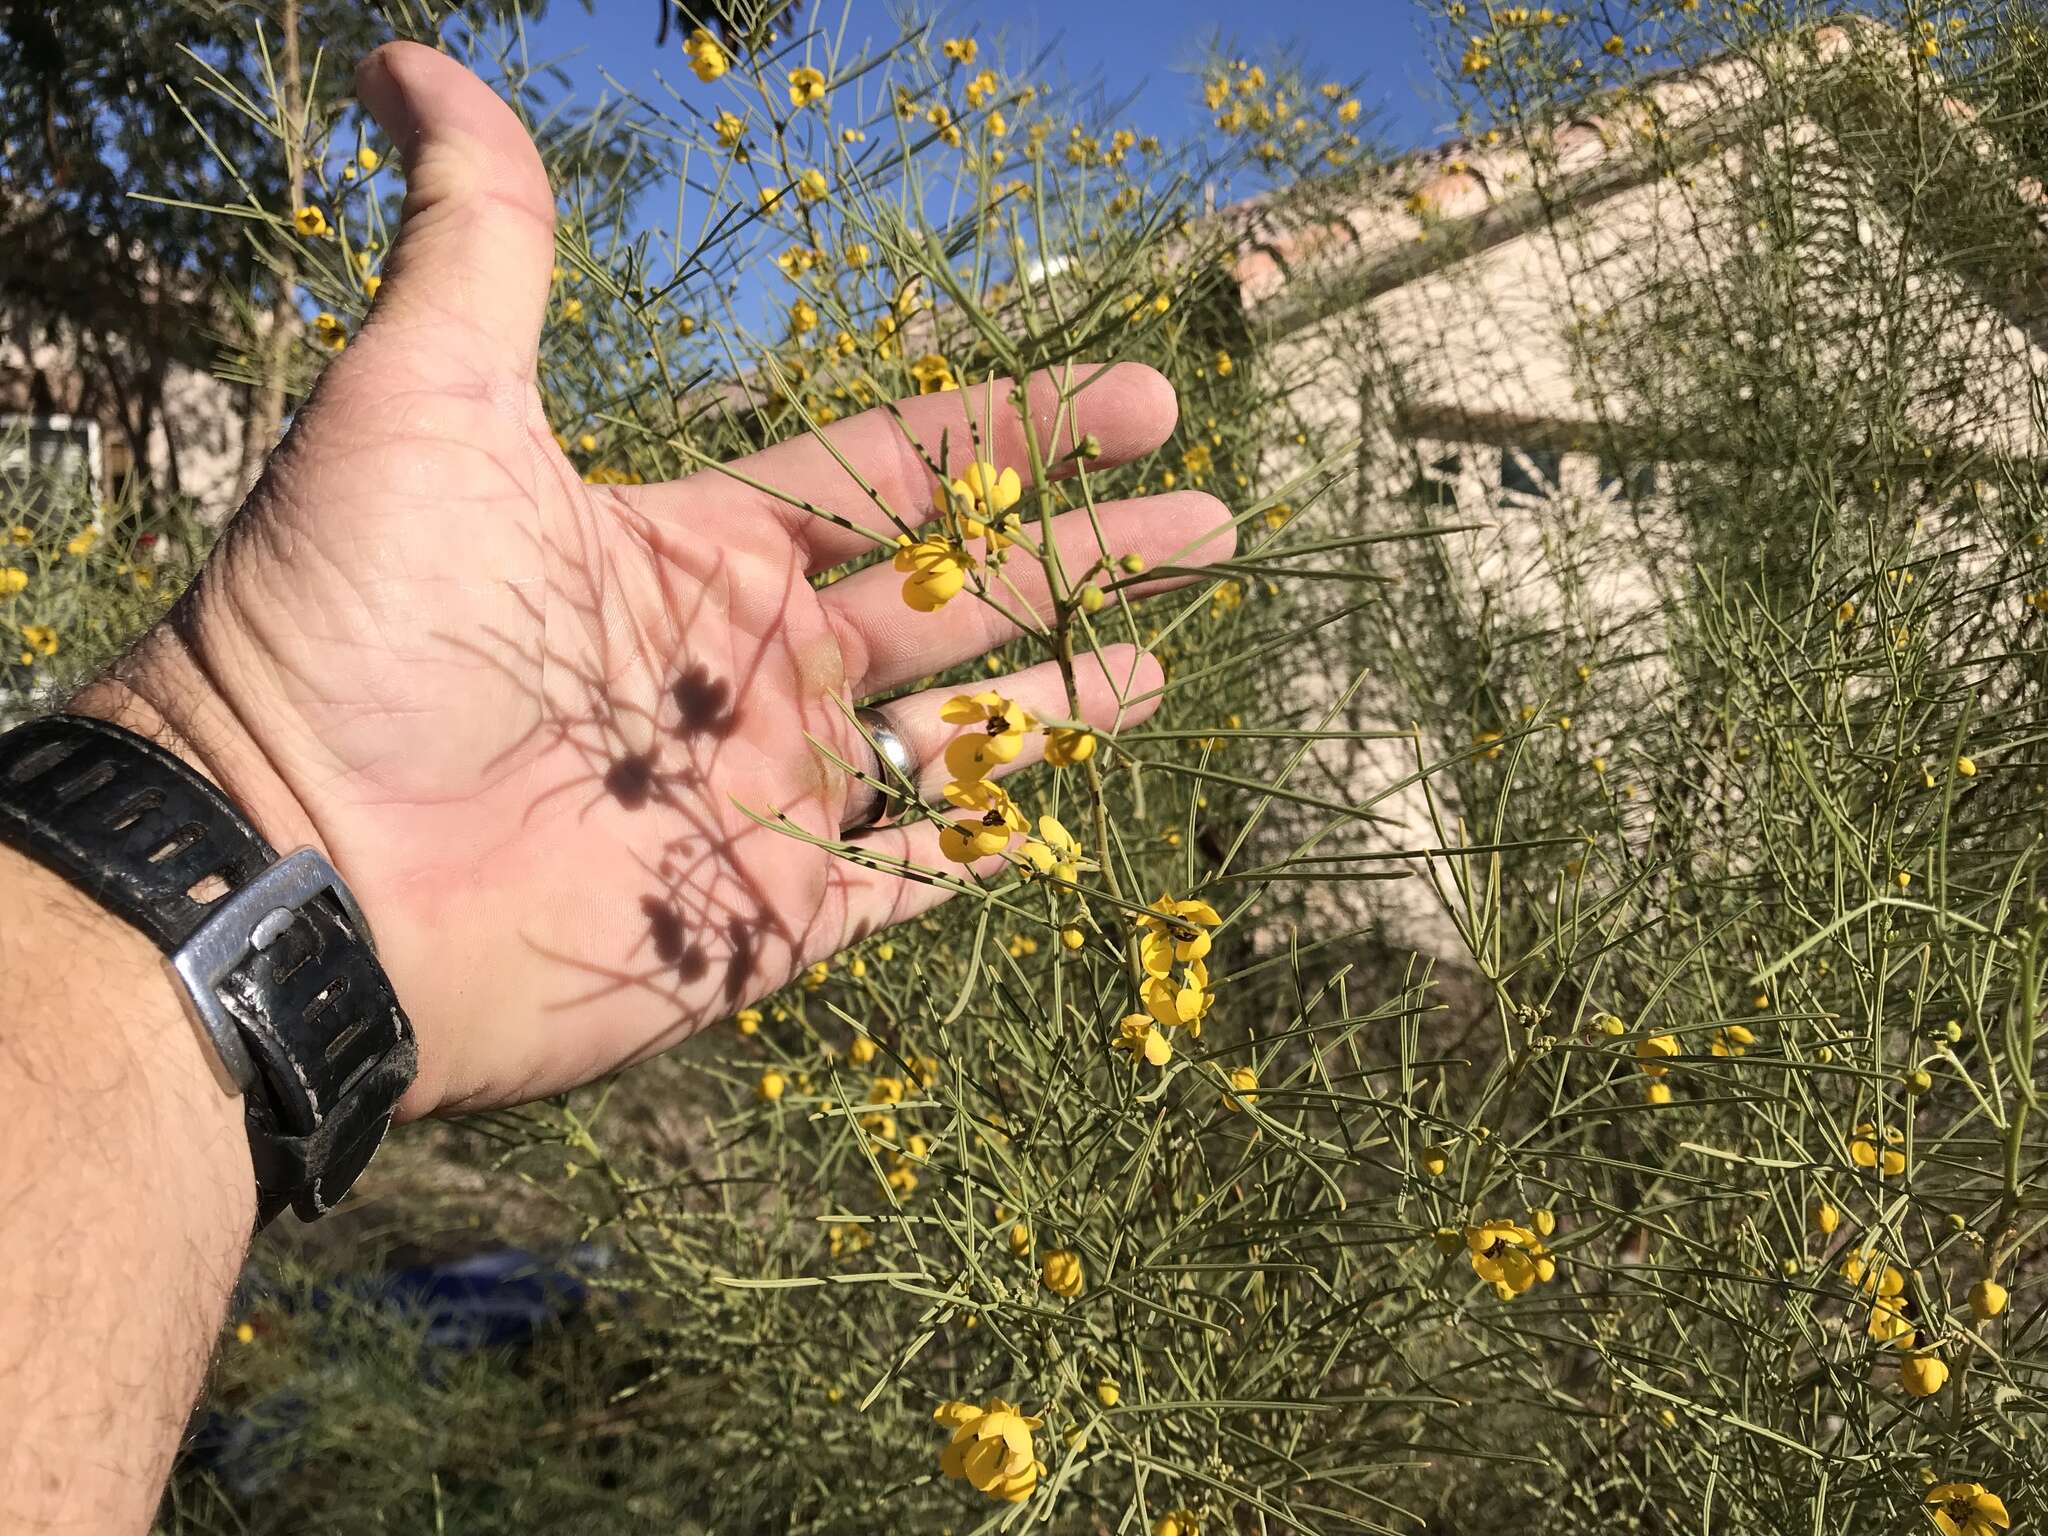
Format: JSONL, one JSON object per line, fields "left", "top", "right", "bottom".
{"left": 522, "top": 0, "right": 1457, "bottom": 154}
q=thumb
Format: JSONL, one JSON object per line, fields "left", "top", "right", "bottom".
{"left": 354, "top": 42, "right": 555, "bottom": 373}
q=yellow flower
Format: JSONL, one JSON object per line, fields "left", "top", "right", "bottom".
{"left": 893, "top": 533, "right": 973, "bottom": 612}
{"left": 1019, "top": 814, "right": 1083, "bottom": 883}
{"left": 1644, "top": 1080, "right": 1672, "bottom": 1106}
{"left": 292, "top": 205, "right": 328, "bottom": 237}
{"left": 1044, "top": 727, "right": 1096, "bottom": 767}
{"left": 1971, "top": 1278, "right": 2010, "bottom": 1319}
{"left": 1042, "top": 1248, "right": 1084, "bottom": 1298}
{"left": 357, "top": 146, "right": 381, "bottom": 172}
{"left": 1221, "top": 1064, "right": 1258, "bottom": 1113}
{"left": 1138, "top": 895, "right": 1221, "bottom": 974}
{"left": 935, "top": 1397, "right": 1045, "bottom": 1503}
{"left": 712, "top": 109, "right": 746, "bottom": 148}
{"left": 965, "top": 68, "right": 999, "bottom": 107}
{"left": 1213, "top": 350, "right": 1234, "bottom": 377}
{"left": 1868, "top": 1293, "right": 1916, "bottom": 1346}
{"left": 20, "top": 623, "right": 57, "bottom": 657}
{"left": 1095, "top": 1377, "right": 1120, "bottom": 1408}
{"left": 687, "top": 28, "right": 728, "bottom": 82}
{"left": 1465, "top": 1218, "right": 1550, "bottom": 1299}
{"left": 867, "top": 1075, "right": 907, "bottom": 1107}
{"left": 1901, "top": 1352, "right": 1949, "bottom": 1397}
{"left": 940, "top": 690, "right": 1033, "bottom": 777}
{"left": 736, "top": 1007, "right": 761, "bottom": 1035}
{"left": 1116, "top": 1013, "right": 1172, "bottom": 1066}
{"left": 941, "top": 36, "right": 978, "bottom": 63}
{"left": 937, "top": 777, "right": 1027, "bottom": 862}
{"left": 757, "top": 1069, "right": 787, "bottom": 1102}
{"left": 1709, "top": 1024, "right": 1755, "bottom": 1057}
{"left": 0, "top": 567, "right": 26, "bottom": 596}
{"left": 1338, "top": 98, "right": 1362, "bottom": 123}
{"left": 796, "top": 167, "right": 829, "bottom": 203}
{"left": 909, "top": 352, "right": 958, "bottom": 393}
{"left": 1142, "top": 958, "right": 1212, "bottom": 1035}
{"left": 311, "top": 312, "right": 347, "bottom": 352}
{"left": 1849, "top": 1122, "right": 1907, "bottom": 1176}
{"left": 1635, "top": 1033, "right": 1679, "bottom": 1076}
{"left": 1153, "top": 1513, "right": 1199, "bottom": 1536}
{"left": 849, "top": 1035, "right": 878, "bottom": 1066}
{"left": 787, "top": 65, "right": 827, "bottom": 107}
{"left": 1420, "top": 1144, "right": 1448, "bottom": 1177}
{"left": 64, "top": 527, "right": 97, "bottom": 557}
{"left": 560, "top": 296, "right": 584, "bottom": 323}
{"left": 7, "top": 524, "right": 28, "bottom": 545}
{"left": 1008, "top": 1221, "right": 1032, "bottom": 1257}
{"left": 950, "top": 460, "right": 1023, "bottom": 545}
{"left": 1841, "top": 1248, "right": 1908, "bottom": 1299}
{"left": 364, "top": 274, "right": 382, "bottom": 298}
{"left": 1811, "top": 1199, "right": 1839, "bottom": 1236}
{"left": 1926, "top": 1483, "right": 2010, "bottom": 1536}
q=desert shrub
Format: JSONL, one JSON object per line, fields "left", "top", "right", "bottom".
{"left": 2, "top": 1, "right": 2030, "bottom": 1533}
{"left": 0, "top": 482, "right": 200, "bottom": 724}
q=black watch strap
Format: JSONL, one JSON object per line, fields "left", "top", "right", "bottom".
{"left": 0, "top": 713, "right": 416, "bottom": 1226}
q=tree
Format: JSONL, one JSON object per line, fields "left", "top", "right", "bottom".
{"left": 0, "top": 0, "right": 572, "bottom": 509}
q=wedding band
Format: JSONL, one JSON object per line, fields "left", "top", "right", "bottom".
{"left": 841, "top": 705, "right": 918, "bottom": 836}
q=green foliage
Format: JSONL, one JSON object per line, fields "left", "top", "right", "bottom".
{"left": 4, "top": 2, "right": 2036, "bottom": 1533}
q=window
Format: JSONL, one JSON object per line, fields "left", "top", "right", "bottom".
{"left": 1407, "top": 451, "right": 1462, "bottom": 509}
{"left": 0, "top": 414, "right": 103, "bottom": 509}
{"left": 1501, "top": 446, "right": 1562, "bottom": 498}
{"left": 1598, "top": 457, "right": 1657, "bottom": 503}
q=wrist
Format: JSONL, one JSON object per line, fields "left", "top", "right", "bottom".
{"left": 69, "top": 595, "right": 445, "bottom": 1125}
{"left": 70, "top": 618, "right": 326, "bottom": 866}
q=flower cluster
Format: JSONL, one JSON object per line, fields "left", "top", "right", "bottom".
{"left": 1462, "top": 1217, "right": 1557, "bottom": 1300}
{"left": 934, "top": 1397, "right": 1045, "bottom": 1503}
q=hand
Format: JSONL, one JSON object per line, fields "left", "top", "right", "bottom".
{"left": 81, "top": 43, "right": 1235, "bottom": 1118}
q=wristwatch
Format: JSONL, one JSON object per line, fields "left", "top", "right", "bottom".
{"left": 0, "top": 713, "right": 417, "bottom": 1227}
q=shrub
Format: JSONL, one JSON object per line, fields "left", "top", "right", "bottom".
{"left": 29, "top": 2, "right": 2042, "bottom": 1532}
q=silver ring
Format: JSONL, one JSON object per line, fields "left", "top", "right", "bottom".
{"left": 842, "top": 705, "right": 918, "bottom": 836}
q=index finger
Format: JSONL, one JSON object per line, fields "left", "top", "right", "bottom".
{"left": 632, "top": 361, "right": 1180, "bottom": 572}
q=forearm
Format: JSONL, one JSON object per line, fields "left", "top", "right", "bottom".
{"left": 0, "top": 844, "right": 255, "bottom": 1532}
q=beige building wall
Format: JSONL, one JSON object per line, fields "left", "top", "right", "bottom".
{"left": 0, "top": 309, "right": 250, "bottom": 519}
{"left": 1224, "top": 21, "right": 2048, "bottom": 958}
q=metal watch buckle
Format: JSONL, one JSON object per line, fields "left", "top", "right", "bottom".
{"left": 163, "top": 847, "right": 378, "bottom": 1096}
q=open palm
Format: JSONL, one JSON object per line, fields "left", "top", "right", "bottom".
{"left": 107, "top": 43, "right": 1232, "bottom": 1116}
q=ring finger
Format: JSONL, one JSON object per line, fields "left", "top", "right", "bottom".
{"left": 839, "top": 645, "right": 1158, "bottom": 829}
